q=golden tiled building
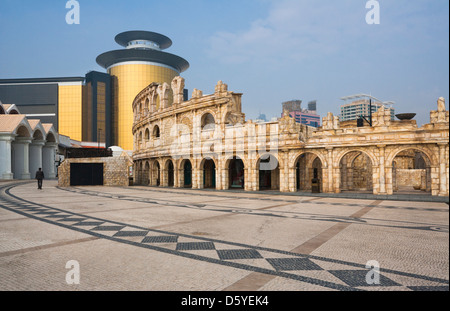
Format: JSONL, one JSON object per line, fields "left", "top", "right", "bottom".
{"left": 132, "top": 77, "right": 449, "bottom": 197}
{"left": 97, "top": 31, "right": 189, "bottom": 151}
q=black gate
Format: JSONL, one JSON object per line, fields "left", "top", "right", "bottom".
{"left": 70, "top": 163, "right": 104, "bottom": 186}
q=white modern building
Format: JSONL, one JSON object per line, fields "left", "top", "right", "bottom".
{"left": 0, "top": 101, "right": 59, "bottom": 180}
{"left": 340, "top": 94, "right": 395, "bottom": 122}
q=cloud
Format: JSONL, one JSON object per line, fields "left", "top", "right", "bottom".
{"left": 207, "top": 0, "right": 363, "bottom": 65}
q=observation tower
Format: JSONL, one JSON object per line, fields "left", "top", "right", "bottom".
{"left": 96, "top": 31, "right": 189, "bottom": 150}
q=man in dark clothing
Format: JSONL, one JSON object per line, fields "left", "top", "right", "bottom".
{"left": 35, "top": 168, "right": 44, "bottom": 190}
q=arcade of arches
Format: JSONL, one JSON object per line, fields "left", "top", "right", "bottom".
{"left": 132, "top": 78, "right": 449, "bottom": 197}
{"left": 0, "top": 102, "right": 59, "bottom": 180}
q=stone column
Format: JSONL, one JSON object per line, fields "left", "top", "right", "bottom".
{"left": 192, "top": 159, "right": 199, "bottom": 189}
{"left": 215, "top": 165, "right": 222, "bottom": 190}
{"left": 42, "top": 142, "right": 57, "bottom": 179}
{"left": 377, "top": 145, "right": 387, "bottom": 194}
{"left": 438, "top": 143, "right": 448, "bottom": 196}
{"left": 280, "top": 150, "right": 289, "bottom": 192}
{"left": 244, "top": 161, "right": 250, "bottom": 191}
{"left": 29, "top": 140, "right": 45, "bottom": 180}
{"left": 12, "top": 137, "right": 31, "bottom": 179}
{"left": 0, "top": 135, "right": 14, "bottom": 179}
{"left": 173, "top": 159, "right": 179, "bottom": 188}
{"left": 325, "top": 147, "right": 336, "bottom": 193}
{"left": 430, "top": 165, "right": 440, "bottom": 196}
{"left": 385, "top": 165, "right": 394, "bottom": 195}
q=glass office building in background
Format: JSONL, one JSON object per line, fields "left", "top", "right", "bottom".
{"left": 282, "top": 100, "right": 321, "bottom": 128}
{"left": 340, "top": 99, "right": 395, "bottom": 122}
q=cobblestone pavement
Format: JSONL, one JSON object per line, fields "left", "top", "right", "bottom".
{"left": 0, "top": 180, "right": 448, "bottom": 291}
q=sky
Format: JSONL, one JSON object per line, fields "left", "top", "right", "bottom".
{"left": 0, "top": 0, "right": 448, "bottom": 126}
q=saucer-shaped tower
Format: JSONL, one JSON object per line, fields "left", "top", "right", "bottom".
{"left": 97, "top": 31, "right": 189, "bottom": 150}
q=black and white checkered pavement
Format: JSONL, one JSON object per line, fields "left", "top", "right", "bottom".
{"left": 0, "top": 183, "right": 448, "bottom": 291}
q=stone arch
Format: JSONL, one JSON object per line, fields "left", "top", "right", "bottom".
{"left": 201, "top": 112, "right": 216, "bottom": 130}
{"left": 46, "top": 132, "right": 56, "bottom": 143}
{"left": 389, "top": 146, "right": 434, "bottom": 194}
{"left": 144, "top": 97, "right": 150, "bottom": 116}
{"left": 15, "top": 125, "right": 31, "bottom": 138}
{"left": 179, "top": 158, "right": 192, "bottom": 188}
{"left": 144, "top": 128, "right": 150, "bottom": 143}
{"left": 338, "top": 150, "right": 374, "bottom": 192}
{"left": 164, "top": 158, "right": 175, "bottom": 187}
{"left": 294, "top": 152, "right": 324, "bottom": 192}
{"left": 152, "top": 124, "right": 161, "bottom": 139}
{"left": 255, "top": 153, "right": 280, "bottom": 191}
{"left": 150, "top": 159, "right": 161, "bottom": 186}
{"left": 200, "top": 157, "right": 217, "bottom": 189}
{"left": 225, "top": 155, "right": 245, "bottom": 189}
{"left": 334, "top": 148, "right": 377, "bottom": 169}
{"left": 387, "top": 145, "right": 436, "bottom": 168}
{"left": 290, "top": 150, "right": 327, "bottom": 169}
{"left": 33, "top": 129, "right": 44, "bottom": 141}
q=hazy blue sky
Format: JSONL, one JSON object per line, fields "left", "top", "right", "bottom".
{"left": 0, "top": 0, "right": 448, "bottom": 125}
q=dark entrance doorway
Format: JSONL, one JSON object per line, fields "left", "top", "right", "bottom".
{"left": 70, "top": 163, "right": 103, "bottom": 186}
{"left": 229, "top": 157, "right": 244, "bottom": 189}
{"left": 167, "top": 161, "right": 174, "bottom": 187}
{"left": 203, "top": 159, "right": 216, "bottom": 188}
{"left": 183, "top": 160, "right": 192, "bottom": 188}
{"left": 258, "top": 154, "right": 279, "bottom": 190}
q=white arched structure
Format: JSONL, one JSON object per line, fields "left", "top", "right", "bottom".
{"left": 0, "top": 113, "right": 59, "bottom": 180}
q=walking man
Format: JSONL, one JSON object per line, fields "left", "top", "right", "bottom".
{"left": 35, "top": 168, "right": 44, "bottom": 190}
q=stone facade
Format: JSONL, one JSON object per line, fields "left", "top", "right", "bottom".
{"left": 58, "top": 155, "right": 132, "bottom": 187}
{"left": 132, "top": 77, "right": 449, "bottom": 197}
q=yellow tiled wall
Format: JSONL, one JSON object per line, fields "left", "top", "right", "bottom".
{"left": 108, "top": 64, "right": 178, "bottom": 150}
{"left": 58, "top": 84, "right": 83, "bottom": 141}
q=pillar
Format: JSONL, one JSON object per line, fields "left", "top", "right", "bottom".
{"left": 29, "top": 140, "right": 45, "bottom": 180}
{"left": 0, "top": 135, "right": 14, "bottom": 179}
{"left": 378, "top": 145, "right": 387, "bottom": 194}
{"left": 325, "top": 147, "right": 336, "bottom": 193}
{"left": 438, "top": 143, "right": 448, "bottom": 196}
{"left": 192, "top": 159, "right": 200, "bottom": 189}
{"left": 215, "top": 165, "right": 222, "bottom": 190}
{"left": 11, "top": 137, "right": 31, "bottom": 179}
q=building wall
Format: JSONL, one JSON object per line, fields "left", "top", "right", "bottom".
{"left": 108, "top": 63, "right": 178, "bottom": 151}
{"left": 340, "top": 99, "right": 395, "bottom": 121}
{"left": 82, "top": 71, "right": 112, "bottom": 147}
{"left": 58, "top": 156, "right": 132, "bottom": 187}
{"left": 0, "top": 83, "right": 59, "bottom": 129}
{"left": 58, "top": 83, "right": 83, "bottom": 141}
{"left": 132, "top": 78, "right": 449, "bottom": 197}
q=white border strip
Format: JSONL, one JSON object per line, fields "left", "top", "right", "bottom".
{"left": 26, "top": 113, "right": 56, "bottom": 117}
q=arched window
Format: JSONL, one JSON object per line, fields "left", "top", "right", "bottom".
{"left": 201, "top": 113, "right": 215, "bottom": 130}
{"left": 153, "top": 125, "right": 160, "bottom": 138}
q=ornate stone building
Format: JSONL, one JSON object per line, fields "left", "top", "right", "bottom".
{"left": 132, "top": 77, "right": 449, "bottom": 197}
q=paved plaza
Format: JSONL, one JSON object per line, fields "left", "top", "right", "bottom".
{"left": 0, "top": 180, "right": 448, "bottom": 291}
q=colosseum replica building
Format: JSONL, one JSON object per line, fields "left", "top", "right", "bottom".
{"left": 132, "top": 77, "right": 449, "bottom": 197}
